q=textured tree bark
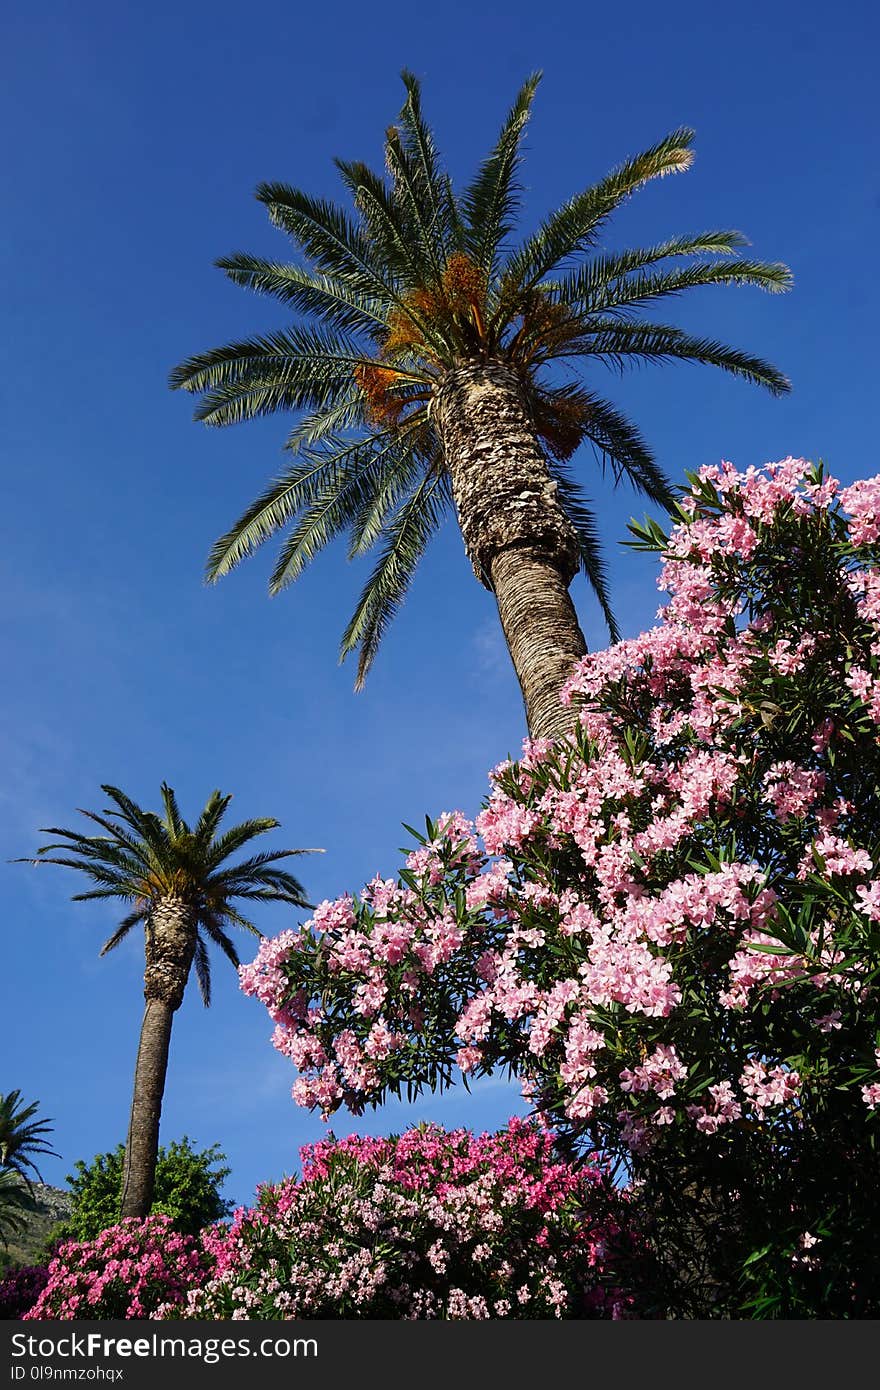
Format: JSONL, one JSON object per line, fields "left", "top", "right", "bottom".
{"left": 434, "top": 363, "right": 587, "bottom": 740}
{"left": 120, "top": 999, "right": 174, "bottom": 1218}
{"left": 489, "top": 547, "right": 587, "bottom": 742}
{"left": 120, "top": 898, "right": 196, "bottom": 1219}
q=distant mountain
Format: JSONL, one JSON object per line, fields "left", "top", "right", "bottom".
{"left": 1, "top": 1184, "right": 72, "bottom": 1271}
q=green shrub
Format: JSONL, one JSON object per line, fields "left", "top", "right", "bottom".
{"left": 50, "top": 1138, "right": 231, "bottom": 1245}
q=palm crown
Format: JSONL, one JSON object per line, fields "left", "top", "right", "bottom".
{"left": 171, "top": 72, "right": 791, "bottom": 685}
{"left": 0, "top": 1091, "right": 58, "bottom": 1185}
{"left": 21, "top": 783, "right": 313, "bottom": 1005}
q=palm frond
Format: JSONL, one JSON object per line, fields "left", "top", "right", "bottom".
{"left": 71, "top": 808, "right": 151, "bottom": 861}
{"left": 443, "top": 173, "right": 466, "bottom": 251}
{"left": 462, "top": 72, "right": 541, "bottom": 275}
{"left": 547, "top": 230, "right": 751, "bottom": 307}
{"left": 193, "top": 791, "right": 232, "bottom": 852}
{"left": 397, "top": 71, "right": 456, "bottom": 256}
{"left": 210, "top": 883, "right": 308, "bottom": 905}
{"left": 204, "top": 818, "right": 284, "bottom": 870}
{"left": 283, "top": 395, "right": 365, "bottom": 452}
{"left": 255, "top": 182, "right": 401, "bottom": 307}
{"left": 205, "top": 430, "right": 402, "bottom": 581}
{"left": 19, "top": 827, "right": 147, "bottom": 881}
{"left": 34, "top": 822, "right": 129, "bottom": 855}
{"left": 575, "top": 320, "right": 792, "bottom": 395}
{"left": 193, "top": 934, "right": 212, "bottom": 1007}
{"left": 340, "top": 472, "right": 449, "bottom": 688}
{"left": 0, "top": 1092, "right": 58, "bottom": 1182}
{"left": 201, "top": 915, "right": 250, "bottom": 965}
{"left": 209, "top": 845, "right": 314, "bottom": 887}
{"left": 171, "top": 325, "right": 393, "bottom": 426}
{"left": 17, "top": 855, "right": 135, "bottom": 888}
{"left": 347, "top": 447, "right": 428, "bottom": 557}
{"left": 334, "top": 158, "right": 428, "bottom": 290}
{"left": 100, "top": 786, "right": 171, "bottom": 857}
{"left": 384, "top": 123, "right": 446, "bottom": 283}
{"left": 503, "top": 127, "right": 696, "bottom": 295}
{"left": 160, "top": 783, "right": 185, "bottom": 837}
{"left": 568, "top": 258, "right": 793, "bottom": 320}
{"left": 100, "top": 907, "right": 149, "bottom": 955}
{"left": 215, "top": 254, "right": 388, "bottom": 336}
{"left": 214, "top": 845, "right": 319, "bottom": 871}
{"left": 70, "top": 886, "right": 138, "bottom": 902}
{"left": 268, "top": 428, "right": 429, "bottom": 592}
{"left": 205, "top": 905, "right": 260, "bottom": 940}
{"left": 574, "top": 390, "right": 678, "bottom": 509}
{"left": 205, "top": 452, "right": 347, "bottom": 582}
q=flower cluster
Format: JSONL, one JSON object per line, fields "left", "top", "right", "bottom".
{"left": 0, "top": 1263, "right": 50, "bottom": 1320}
{"left": 23, "top": 1216, "right": 208, "bottom": 1320}
{"left": 163, "top": 1121, "right": 633, "bottom": 1320}
{"left": 241, "top": 458, "right": 880, "bottom": 1315}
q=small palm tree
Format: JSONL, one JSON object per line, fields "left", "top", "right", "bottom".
{"left": 0, "top": 1091, "right": 58, "bottom": 1186}
{"left": 171, "top": 72, "right": 791, "bottom": 739}
{"left": 0, "top": 1169, "right": 34, "bottom": 1249}
{"left": 17, "top": 784, "right": 317, "bottom": 1218}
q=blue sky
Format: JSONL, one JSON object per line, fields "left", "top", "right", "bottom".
{"left": 2, "top": 0, "right": 878, "bottom": 1207}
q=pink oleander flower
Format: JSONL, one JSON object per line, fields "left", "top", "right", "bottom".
{"left": 456, "top": 1046, "right": 483, "bottom": 1074}
{"left": 809, "top": 833, "right": 873, "bottom": 877}
{"left": 862, "top": 1083, "right": 880, "bottom": 1109}
{"left": 840, "top": 476, "right": 880, "bottom": 545}
{"left": 764, "top": 762, "right": 826, "bottom": 822}
{"left": 740, "top": 1060, "right": 802, "bottom": 1115}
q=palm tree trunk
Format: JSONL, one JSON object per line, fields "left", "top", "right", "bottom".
{"left": 120, "top": 998, "right": 174, "bottom": 1218}
{"left": 489, "top": 547, "right": 587, "bottom": 742}
{"left": 120, "top": 897, "right": 196, "bottom": 1219}
{"left": 435, "top": 362, "right": 587, "bottom": 741}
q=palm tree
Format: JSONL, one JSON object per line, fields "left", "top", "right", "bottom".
{"left": 17, "top": 784, "right": 317, "bottom": 1218}
{"left": 0, "top": 1091, "right": 58, "bottom": 1186}
{"left": 171, "top": 73, "right": 791, "bottom": 740}
{"left": 0, "top": 1170, "right": 34, "bottom": 1249}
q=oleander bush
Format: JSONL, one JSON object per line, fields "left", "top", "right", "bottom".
{"left": 23, "top": 1216, "right": 209, "bottom": 1320}
{"left": 165, "top": 1120, "right": 636, "bottom": 1320}
{"left": 239, "top": 458, "right": 880, "bottom": 1316}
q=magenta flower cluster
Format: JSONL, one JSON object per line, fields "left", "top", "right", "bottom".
{"left": 164, "top": 1119, "right": 632, "bottom": 1320}
{"left": 23, "top": 1215, "right": 208, "bottom": 1320}
{"left": 0, "top": 1264, "right": 51, "bottom": 1320}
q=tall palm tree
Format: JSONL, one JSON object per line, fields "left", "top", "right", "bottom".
{"left": 171, "top": 73, "right": 791, "bottom": 740}
{"left": 0, "top": 1091, "right": 58, "bottom": 1186}
{"left": 17, "top": 784, "right": 316, "bottom": 1218}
